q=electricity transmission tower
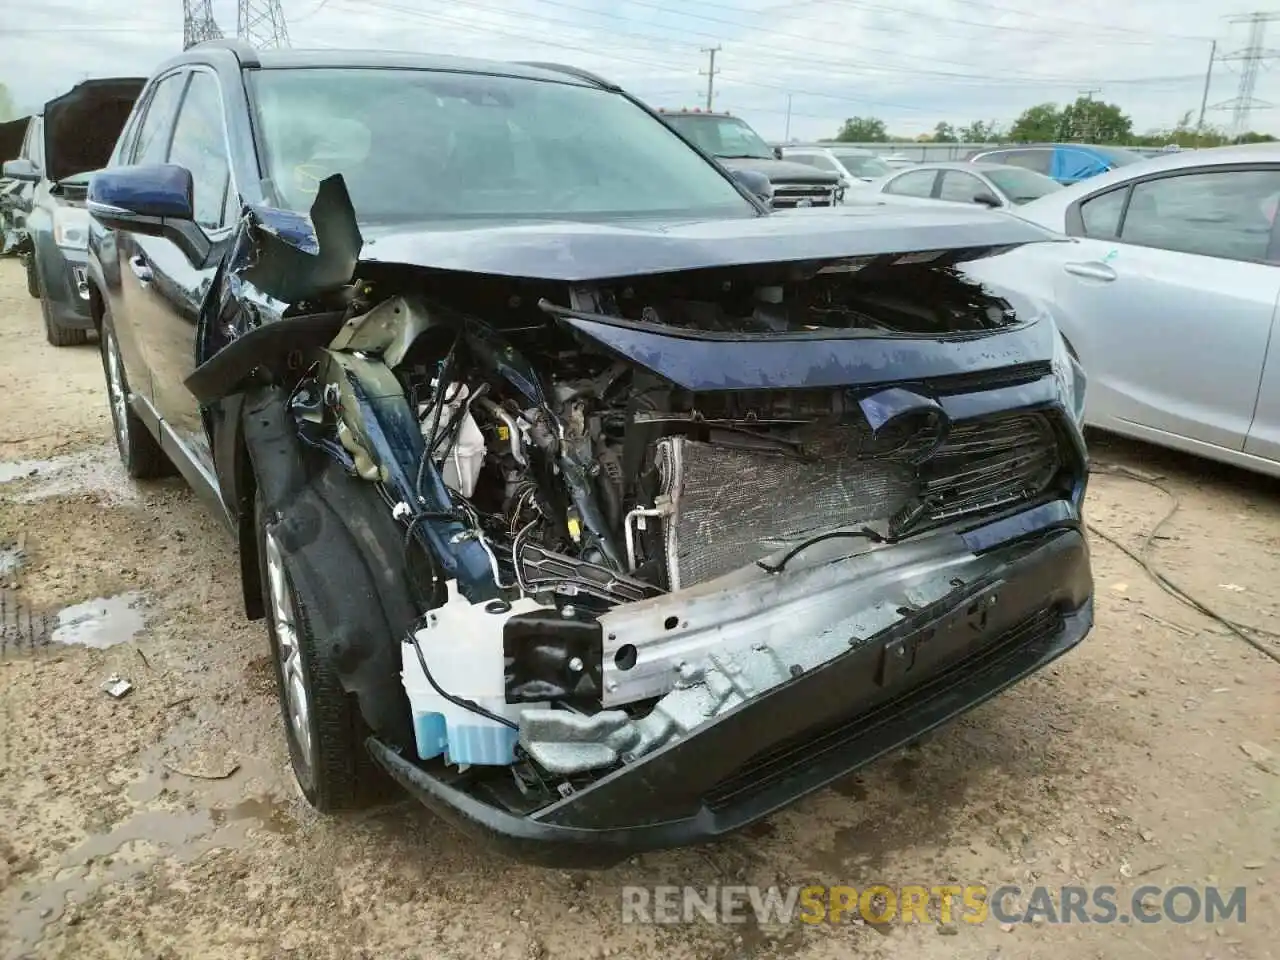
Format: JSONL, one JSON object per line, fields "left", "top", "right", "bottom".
{"left": 700, "top": 46, "right": 721, "bottom": 111}
{"left": 183, "top": 0, "right": 223, "bottom": 49}
{"left": 238, "top": 0, "right": 292, "bottom": 48}
{"left": 1209, "top": 12, "right": 1280, "bottom": 138}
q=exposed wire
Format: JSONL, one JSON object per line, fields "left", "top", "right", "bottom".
{"left": 758, "top": 527, "right": 884, "bottom": 574}
{"left": 408, "top": 630, "right": 518, "bottom": 729}
{"left": 1088, "top": 464, "right": 1280, "bottom": 665}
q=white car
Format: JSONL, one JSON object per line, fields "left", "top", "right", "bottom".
{"left": 964, "top": 143, "right": 1280, "bottom": 477}
{"left": 778, "top": 144, "right": 894, "bottom": 195}
{"left": 876, "top": 162, "right": 1063, "bottom": 211}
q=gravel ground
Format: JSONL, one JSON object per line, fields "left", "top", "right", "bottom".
{"left": 0, "top": 259, "right": 1276, "bottom": 960}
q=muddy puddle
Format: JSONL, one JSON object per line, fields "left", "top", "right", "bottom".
{"left": 0, "top": 445, "right": 139, "bottom": 504}
{"left": 1, "top": 590, "right": 149, "bottom": 657}
{"left": 50, "top": 592, "right": 147, "bottom": 649}
{"left": 4, "top": 724, "right": 297, "bottom": 960}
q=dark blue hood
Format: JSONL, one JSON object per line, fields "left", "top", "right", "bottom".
{"left": 355, "top": 205, "right": 1059, "bottom": 282}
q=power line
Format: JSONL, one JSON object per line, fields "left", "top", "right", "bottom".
{"left": 420, "top": 0, "right": 1209, "bottom": 91}
{"left": 1209, "top": 12, "right": 1280, "bottom": 138}
{"left": 747, "top": 0, "right": 1210, "bottom": 46}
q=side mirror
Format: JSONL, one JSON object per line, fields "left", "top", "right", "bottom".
{"left": 2, "top": 158, "right": 39, "bottom": 182}
{"left": 773, "top": 145, "right": 783, "bottom": 160}
{"left": 730, "top": 168, "right": 774, "bottom": 207}
{"left": 86, "top": 163, "right": 211, "bottom": 265}
{"left": 973, "top": 191, "right": 1002, "bottom": 208}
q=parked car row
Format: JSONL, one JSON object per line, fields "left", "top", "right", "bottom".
{"left": 15, "top": 41, "right": 1096, "bottom": 862}
{"left": 1, "top": 78, "right": 145, "bottom": 345}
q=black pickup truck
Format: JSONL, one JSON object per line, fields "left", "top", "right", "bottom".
{"left": 658, "top": 108, "right": 843, "bottom": 208}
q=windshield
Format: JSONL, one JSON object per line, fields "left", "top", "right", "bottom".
{"left": 985, "top": 167, "right": 1063, "bottom": 204}
{"left": 248, "top": 68, "right": 755, "bottom": 222}
{"left": 661, "top": 114, "right": 775, "bottom": 160}
{"left": 834, "top": 152, "right": 891, "bottom": 178}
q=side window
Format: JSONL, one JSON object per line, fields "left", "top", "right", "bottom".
{"left": 132, "top": 74, "right": 188, "bottom": 165}
{"left": 938, "top": 171, "right": 985, "bottom": 203}
{"left": 1080, "top": 187, "right": 1127, "bottom": 239}
{"left": 1119, "top": 169, "right": 1280, "bottom": 262}
{"left": 884, "top": 169, "right": 937, "bottom": 198}
{"left": 167, "top": 71, "right": 233, "bottom": 231}
{"left": 21, "top": 119, "right": 41, "bottom": 168}
{"left": 991, "top": 149, "right": 1052, "bottom": 176}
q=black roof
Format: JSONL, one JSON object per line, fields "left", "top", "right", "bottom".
{"left": 171, "top": 40, "right": 614, "bottom": 89}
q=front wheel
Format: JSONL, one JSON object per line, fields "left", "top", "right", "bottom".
{"left": 257, "top": 493, "right": 373, "bottom": 811}
{"left": 25, "top": 253, "right": 38, "bottom": 298}
{"left": 99, "top": 308, "right": 169, "bottom": 478}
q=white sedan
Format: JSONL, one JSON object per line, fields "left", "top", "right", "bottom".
{"left": 963, "top": 143, "right": 1280, "bottom": 477}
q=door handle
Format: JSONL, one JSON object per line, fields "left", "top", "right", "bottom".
{"left": 1063, "top": 261, "right": 1116, "bottom": 282}
{"left": 128, "top": 255, "right": 153, "bottom": 284}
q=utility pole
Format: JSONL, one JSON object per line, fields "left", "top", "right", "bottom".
{"left": 784, "top": 94, "right": 793, "bottom": 141}
{"left": 1209, "top": 12, "right": 1280, "bottom": 139}
{"left": 182, "top": 0, "right": 223, "bottom": 49}
{"left": 1075, "top": 88, "right": 1101, "bottom": 142}
{"left": 700, "top": 46, "right": 721, "bottom": 111}
{"left": 1196, "top": 39, "right": 1217, "bottom": 134}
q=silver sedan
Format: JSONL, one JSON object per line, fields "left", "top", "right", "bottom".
{"left": 963, "top": 143, "right": 1280, "bottom": 477}
{"left": 875, "top": 161, "right": 1063, "bottom": 210}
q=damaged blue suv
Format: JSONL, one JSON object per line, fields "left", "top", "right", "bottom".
{"left": 85, "top": 41, "right": 1093, "bottom": 864}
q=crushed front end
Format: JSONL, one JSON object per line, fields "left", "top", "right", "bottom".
{"left": 202, "top": 190, "right": 1093, "bottom": 863}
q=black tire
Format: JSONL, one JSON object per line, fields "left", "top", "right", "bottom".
{"left": 25, "top": 254, "right": 38, "bottom": 298}
{"left": 256, "top": 492, "right": 373, "bottom": 812}
{"left": 35, "top": 256, "right": 88, "bottom": 347}
{"left": 99, "top": 306, "right": 170, "bottom": 478}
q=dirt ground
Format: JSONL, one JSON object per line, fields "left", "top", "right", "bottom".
{"left": 0, "top": 258, "right": 1276, "bottom": 960}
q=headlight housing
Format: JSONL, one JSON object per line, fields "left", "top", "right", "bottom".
{"left": 53, "top": 206, "right": 90, "bottom": 251}
{"left": 1051, "top": 326, "right": 1087, "bottom": 426}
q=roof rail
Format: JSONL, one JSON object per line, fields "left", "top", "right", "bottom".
{"left": 189, "top": 38, "right": 261, "bottom": 68}
{"left": 514, "top": 61, "right": 619, "bottom": 91}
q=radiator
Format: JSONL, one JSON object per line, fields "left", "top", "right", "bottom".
{"left": 656, "top": 413, "right": 1061, "bottom": 589}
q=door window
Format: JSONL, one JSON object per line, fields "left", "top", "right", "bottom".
{"left": 1119, "top": 169, "right": 1280, "bottom": 262}
{"left": 167, "top": 71, "right": 233, "bottom": 231}
{"left": 883, "top": 169, "right": 937, "bottom": 198}
{"left": 938, "top": 170, "right": 986, "bottom": 203}
{"left": 131, "top": 74, "right": 187, "bottom": 165}
{"left": 987, "top": 149, "right": 1052, "bottom": 176}
{"left": 1079, "top": 187, "right": 1127, "bottom": 239}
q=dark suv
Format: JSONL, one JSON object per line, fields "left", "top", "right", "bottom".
{"left": 657, "top": 108, "right": 843, "bottom": 208}
{"left": 85, "top": 41, "right": 1092, "bottom": 863}
{"left": 3, "top": 79, "right": 144, "bottom": 345}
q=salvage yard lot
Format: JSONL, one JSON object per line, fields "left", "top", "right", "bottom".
{"left": 0, "top": 258, "right": 1276, "bottom": 960}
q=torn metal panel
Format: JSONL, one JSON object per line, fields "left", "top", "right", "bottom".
{"left": 238, "top": 174, "right": 362, "bottom": 305}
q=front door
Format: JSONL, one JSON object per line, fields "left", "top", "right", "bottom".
{"left": 128, "top": 69, "right": 236, "bottom": 488}
{"left": 1058, "top": 166, "right": 1280, "bottom": 451}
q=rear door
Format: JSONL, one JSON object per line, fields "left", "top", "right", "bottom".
{"left": 1058, "top": 164, "right": 1280, "bottom": 451}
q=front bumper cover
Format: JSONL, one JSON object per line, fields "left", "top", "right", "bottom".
{"left": 368, "top": 524, "right": 1092, "bottom": 866}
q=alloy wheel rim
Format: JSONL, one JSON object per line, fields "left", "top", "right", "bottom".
{"left": 105, "top": 330, "right": 129, "bottom": 452}
{"left": 264, "top": 529, "right": 315, "bottom": 775}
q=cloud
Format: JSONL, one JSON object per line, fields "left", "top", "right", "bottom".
{"left": 1, "top": 0, "right": 1274, "bottom": 141}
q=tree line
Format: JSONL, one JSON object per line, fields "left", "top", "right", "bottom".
{"left": 832, "top": 95, "right": 1278, "bottom": 147}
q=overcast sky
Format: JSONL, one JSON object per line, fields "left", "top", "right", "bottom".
{"left": 3, "top": 0, "right": 1277, "bottom": 141}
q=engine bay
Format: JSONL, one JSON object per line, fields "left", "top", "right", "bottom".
{"left": 263, "top": 259, "right": 1066, "bottom": 800}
